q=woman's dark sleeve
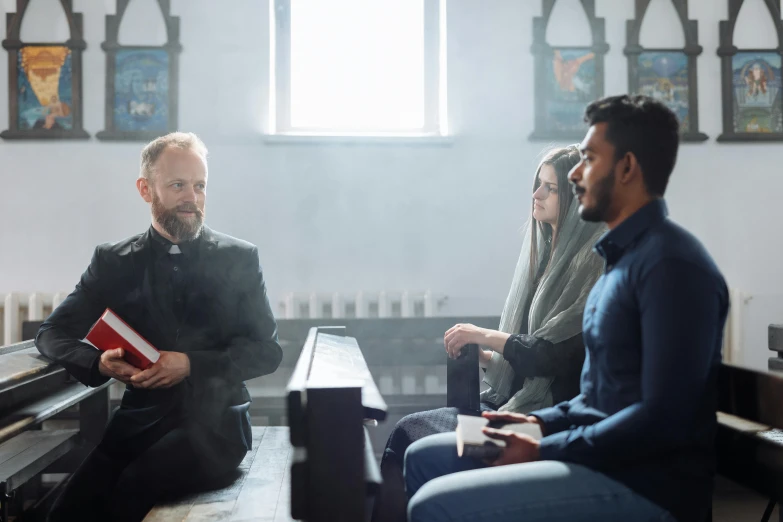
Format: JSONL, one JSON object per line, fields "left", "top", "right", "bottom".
{"left": 502, "top": 333, "right": 585, "bottom": 378}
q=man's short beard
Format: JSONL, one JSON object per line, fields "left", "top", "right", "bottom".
{"left": 579, "top": 168, "right": 615, "bottom": 223}
{"left": 151, "top": 192, "right": 204, "bottom": 242}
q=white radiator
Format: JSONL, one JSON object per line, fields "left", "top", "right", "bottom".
{"left": 2, "top": 289, "right": 447, "bottom": 342}
{"left": 0, "top": 292, "right": 69, "bottom": 345}
{"left": 279, "top": 290, "right": 445, "bottom": 319}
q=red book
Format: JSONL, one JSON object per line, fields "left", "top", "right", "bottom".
{"left": 85, "top": 309, "right": 160, "bottom": 370}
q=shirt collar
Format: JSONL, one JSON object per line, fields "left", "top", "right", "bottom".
{"left": 594, "top": 199, "right": 668, "bottom": 265}
{"left": 148, "top": 225, "right": 202, "bottom": 257}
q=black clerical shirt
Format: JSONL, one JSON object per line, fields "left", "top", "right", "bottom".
{"left": 148, "top": 227, "right": 196, "bottom": 325}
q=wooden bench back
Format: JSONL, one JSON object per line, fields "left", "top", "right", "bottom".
{"left": 715, "top": 363, "right": 783, "bottom": 505}
{"left": 718, "top": 363, "right": 783, "bottom": 430}
{"left": 277, "top": 317, "right": 500, "bottom": 367}
{"left": 0, "top": 343, "right": 112, "bottom": 445}
{"left": 287, "top": 326, "right": 386, "bottom": 522}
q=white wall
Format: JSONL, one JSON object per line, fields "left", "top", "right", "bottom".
{"left": 0, "top": 0, "right": 781, "bottom": 369}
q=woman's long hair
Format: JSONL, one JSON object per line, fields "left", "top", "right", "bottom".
{"left": 528, "top": 145, "right": 581, "bottom": 285}
{"left": 483, "top": 144, "right": 605, "bottom": 411}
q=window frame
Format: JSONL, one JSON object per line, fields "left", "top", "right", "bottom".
{"left": 269, "top": 0, "right": 447, "bottom": 139}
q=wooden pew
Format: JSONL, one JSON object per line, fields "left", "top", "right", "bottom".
{"left": 0, "top": 340, "right": 111, "bottom": 521}
{"left": 247, "top": 316, "right": 499, "bottom": 459}
{"left": 145, "top": 325, "right": 385, "bottom": 522}
{"left": 274, "top": 317, "right": 498, "bottom": 371}
{"left": 287, "top": 326, "right": 386, "bottom": 522}
{"left": 714, "top": 363, "right": 783, "bottom": 522}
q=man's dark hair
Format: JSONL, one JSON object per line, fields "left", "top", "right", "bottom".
{"left": 584, "top": 94, "right": 680, "bottom": 197}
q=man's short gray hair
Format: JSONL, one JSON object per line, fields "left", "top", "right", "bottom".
{"left": 139, "top": 132, "right": 208, "bottom": 180}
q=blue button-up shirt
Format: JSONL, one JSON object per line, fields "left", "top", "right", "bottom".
{"left": 532, "top": 199, "right": 728, "bottom": 522}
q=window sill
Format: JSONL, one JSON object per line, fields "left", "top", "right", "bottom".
{"left": 263, "top": 133, "right": 454, "bottom": 146}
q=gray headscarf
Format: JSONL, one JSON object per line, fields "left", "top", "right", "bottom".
{"left": 482, "top": 151, "right": 605, "bottom": 413}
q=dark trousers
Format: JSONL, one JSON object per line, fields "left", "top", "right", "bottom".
{"left": 371, "top": 403, "right": 498, "bottom": 522}
{"left": 372, "top": 458, "right": 408, "bottom": 522}
{"left": 47, "top": 412, "right": 247, "bottom": 522}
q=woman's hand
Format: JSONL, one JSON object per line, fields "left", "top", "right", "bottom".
{"left": 444, "top": 323, "right": 486, "bottom": 359}
{"left": 444, "top": 324, "right": 513, "bottom": 359}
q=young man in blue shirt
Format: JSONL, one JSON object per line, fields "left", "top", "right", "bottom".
{"left": 404, "top": 95, "right": 729, "bottom": 522}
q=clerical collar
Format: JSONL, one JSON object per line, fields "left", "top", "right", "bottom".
{"left": 148, "top": 226, "right": 201, "bottom": 257}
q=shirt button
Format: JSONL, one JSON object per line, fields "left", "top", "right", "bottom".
{"left": 173, "top": 266, "right": 179, "bottom": 271}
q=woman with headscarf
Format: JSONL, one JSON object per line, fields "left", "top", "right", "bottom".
{"left": 371, "top": 145, "right": 606, "bottom": 522}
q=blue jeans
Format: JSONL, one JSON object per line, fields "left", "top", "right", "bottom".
{"left": 404, "top": 433, "right": 677, "bottom": 522}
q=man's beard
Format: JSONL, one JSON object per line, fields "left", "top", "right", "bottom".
{"left": 577, "top": 168, "right": 615, "bottom": 223}
{"left": 151, "top": 193, "right": 204, "bottom": 242}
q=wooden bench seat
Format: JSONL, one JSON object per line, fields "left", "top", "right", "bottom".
{"left": 143, "top": 426, "right": 294, "bottom": 522}
{"left": 0, "top": 429, "right": 79, "bottom": 496}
